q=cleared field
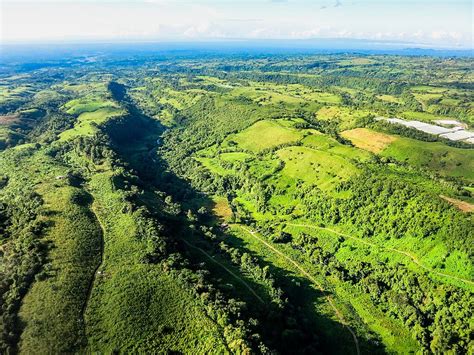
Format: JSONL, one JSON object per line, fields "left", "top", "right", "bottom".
{"left": 276, "top": 146, "right": 359, "bottom": 191}
{"left": 411, "top": 86, "right": 448, "bottom": 93}
{"left": 341, "top": 128, "right": 397, "bottom": 153}
{"left": 302, "top": 132, "right": 371, "bottom": 161}
{"left": 304, "top": 91, "right": 341, "bottom": 104}
{"left": 316, "top": 106, "right": 373, "bottom": 129}
{"left": 212, "top": 196, "right": 233, "bottom": 221}
{"left": 225, "top": 120, "right": 303, "bottom": 152}
{"left": 381, "top": 138, "right": 474, "bottom": 181}
{"left": 377, "top": 95, "right": 403, "bottom": 104}
{"left": 195, "top": 157, "right": 233, "bottom": 176}
{"left": 0, "top": 115, "right": 19, "bottom": 125}
{"left": 219, "top": 151, "right": 252, "bottom": 162}
{"left": 401, "top": 111, "right": 454, "bottom": 123}
{"left": 60, "top": 107, "right": 124, "bottom": 141}
{"left": 338, "top": 58, "right": 377, "bottom": 66}
{"left": 440, "top": 195, "right": 474, "bottom": 213}
{"left": 63, "top": 99, "right": 118, "bottom": 115}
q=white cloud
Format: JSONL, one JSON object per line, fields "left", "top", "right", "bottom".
{"left": 1, "top": 0, "right": 471, "bottom": 48}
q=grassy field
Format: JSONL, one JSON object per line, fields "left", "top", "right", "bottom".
{"left": 341, "top": 128, "right": 396, "bottom": 153}
{"left": 301, "top": 132, "right": 371, "bottom": 161}
{"left": 63, "top": 99, "right": 118, "bottom": 116}
{"left": 276, "top": 146, "right": 359, "bottom": 191}
{"left": 381, "top": 137, "right": 474, "bottom": 181}
{"left": 410, "top": 86, "right": 448, "bottom": 93}
{"left": 342, "top": 128, "right": 474, "bottom": 181}
{"left": 219, "top": 151, "right": 253, "bottom": 162}
{"left": 60, "top": 107, "right": 125, "bottom": 140}
{"left": 377, "top": 94, "right": 404, "bottom": 104}
{"left": 316, "top": 106, "right": 373, "bottom": 130}
{"left": 211, "top": 196, "right": 233, "bottom": 221}
{"left": 195, "top": 157, "right": 234, "bottom": 176}
{"left": 401, "top": 111, "right": 452, "bottom": 122}
{"left": 223, "top": 120, "right": 303, "bottom": 152}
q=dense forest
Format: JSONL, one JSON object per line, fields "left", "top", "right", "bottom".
{"left": 0, "top": 50, "right": 473, "bottom": 354}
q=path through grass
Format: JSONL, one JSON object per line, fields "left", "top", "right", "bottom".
{"left": 237, "top": 225, "right": 361, "bottom": 355}
{"left": 287, "top": 223, "right": 474, "bottom": 287}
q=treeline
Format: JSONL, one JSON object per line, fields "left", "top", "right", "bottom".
{"left": 221, "top": 71, "right": 407, "bottom": 95}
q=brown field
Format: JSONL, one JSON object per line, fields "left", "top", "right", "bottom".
{"left": 341, "top": 128, "right": 397, "bottom": 153}
{"left": 440, "top": 195, "right": 474, "bottom": 213}
{"left": 212, "top": 196, "right": 233, "bottom": 221}
{"left": 0, "top": 115, "right": 19, "bottom": 125}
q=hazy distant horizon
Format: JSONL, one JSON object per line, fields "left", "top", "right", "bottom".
{"left": 1, "top": 37, "right": 472, "bottom": 50}
{"left": 1, "top": 38, "right": 472, "bottom": 63}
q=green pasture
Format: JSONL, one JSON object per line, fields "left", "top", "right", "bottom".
{"left": 60, "top": 107, "right": 124, "bottom": 141}
{"left": 223, "top": 120, "right": 303, "bottom": 152}
{"left": 276, "top": 146, "right": 359, "bottom": 191}
{"left": 380, "top": 137, "right": 474, "bottom": 182}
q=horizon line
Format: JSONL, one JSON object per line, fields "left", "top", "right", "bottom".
{"left": 1, "top": 37, "right": 473, "bottom": 51}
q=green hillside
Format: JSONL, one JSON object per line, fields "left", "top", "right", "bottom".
{"left": 1, "top": 52, "right": 473, "bottom": 355}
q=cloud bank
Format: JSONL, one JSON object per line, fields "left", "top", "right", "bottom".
{"left": 1, "top": 0, "right": 472, "bottom": 48}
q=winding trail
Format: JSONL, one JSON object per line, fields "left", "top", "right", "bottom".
{"left": 238, "top": 225, "right": 360, "bottom": 355}
{"left": 81, "top": 203, "right": 105, "bottom": 327}
{"left": 181, "top": 239, "right": 265, "bottom": 304}
{"left": 287, "top": 223, "right": 474, "bottom": 287}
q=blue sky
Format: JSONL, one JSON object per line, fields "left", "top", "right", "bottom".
{"left": 1, "top": 0, "right": 472, "bottom": 48}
